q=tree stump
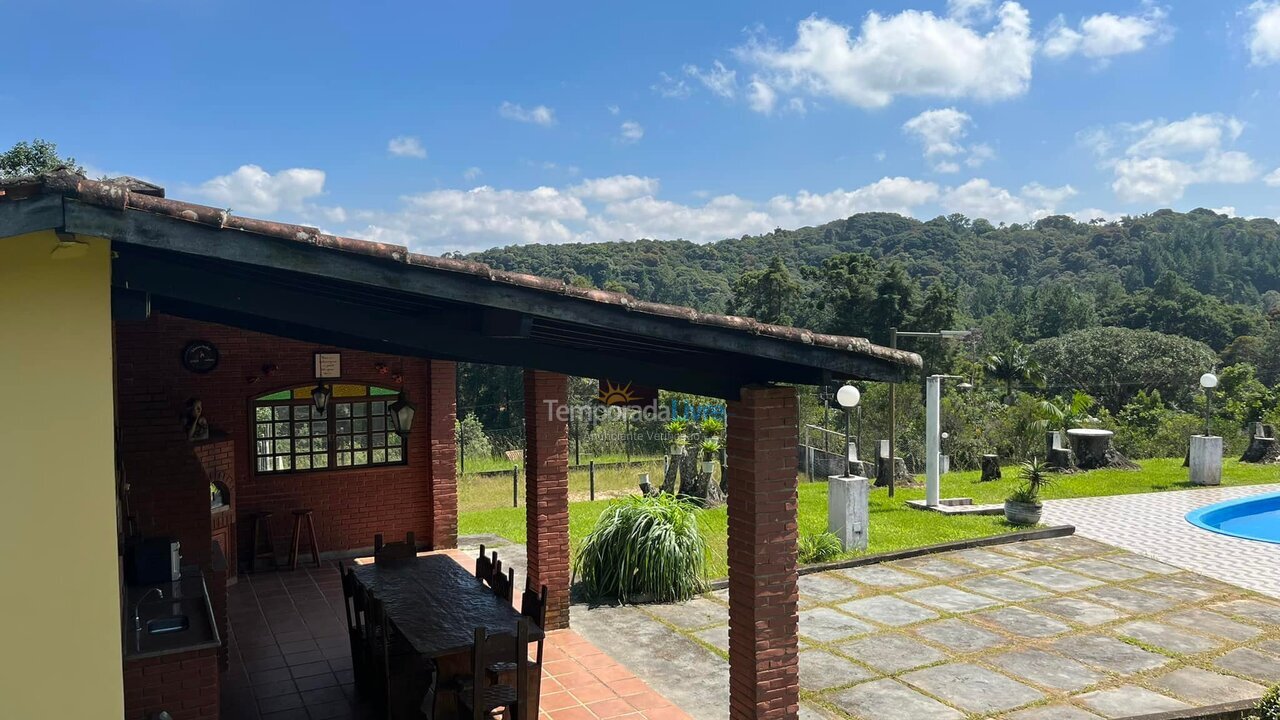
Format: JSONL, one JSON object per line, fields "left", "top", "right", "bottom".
{"left": 979, "top": 454, "right": 1002, "bottom": 482}
{"left": 1241, "top": 423, "right": 1280, "bottom": 464}
{"left": 874, "top": 456, "right": 911, "bottom": 487}
{"left": 660, "top": 453, "right": 680, "bottom": 494}
{"left": 679, "top": 453, "right": 725, "bottom": 508}
{"left": 1067, "top": 429, "right": 1138, "bottom": 470}
{"left": 1047, "top": 447, "right": 1077, "bottom": 472}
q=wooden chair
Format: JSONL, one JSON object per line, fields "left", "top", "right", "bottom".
{"left": 490, "top": 561, "right": 515, "bottom": 604}
{"left": 475, "top": 544, "right": 493, "bottom": 584}
{"left": 488, "top": 584, "right": 548, "bottom": 692}
{"left": 373, "top": 531, "right": 417, "bottom": 565}
{"left": 367, "top": 596, "right": 430, "bottom": 719}
{"left": 459, "top": 621, "right": 531, "bottom": 720}
{"left": 338, "top": 563, "right": 368, "bottom": 694}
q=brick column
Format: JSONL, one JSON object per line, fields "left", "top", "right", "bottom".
{"left": 427, "top": 360, "right": 458, "bottom": 549}
{"left": 524, "top": 370, "right": 571, "bottom": 630}
{"left": 725, "top": 385, "right": 800, "bottom": 720}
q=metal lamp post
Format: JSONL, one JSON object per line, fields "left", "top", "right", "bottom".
{"left": 1200, "top": 372, "right": 1218, "bottom": 437}
{"left": 836, "top": 385, "right": 861, "bottom": 477}
{"left": 887, "top": 328, "right": 971, "bottom": 497}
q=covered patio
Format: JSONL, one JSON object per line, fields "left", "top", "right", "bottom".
{"left": 0, "top": 170, "right": 918, "bottom": 720}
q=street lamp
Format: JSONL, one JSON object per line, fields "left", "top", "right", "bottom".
{"left": 1200, "top": 372, "right": 1218, "bottom": 437}
{"left": 836, "top": 385, "right": 861, "bottom": 478}
{"left": 887, "top": 328, "right": 973, "bottom": 497}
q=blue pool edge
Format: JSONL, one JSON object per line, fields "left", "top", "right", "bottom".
{"left": 1185, "top": 490, "right": 1280, "bottom": 545}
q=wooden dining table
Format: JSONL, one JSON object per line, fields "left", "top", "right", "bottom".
{"left": 351, "top": 553, "right": 544, "bottom": 718}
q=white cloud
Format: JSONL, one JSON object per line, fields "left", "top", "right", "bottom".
{"left": 747, "top": 77, "right": 777, "bottom": 114}
{"left": 618, "top": 121, "right": 645, "bottom": 144}
{"left": 1094, "top": 114, "right": 1259, "bottom": 204}
{"left": 387, "top": 135, "right": 427, "bottom": 159}
{"left": 1211, "top": 206, "right": 1239, "bottom": 217}
{"left": 902, "top": 108, "right": 994, "bottom": 172}
{"left": 499, "top": 102, "right": 557, "bottom": 127}
{"left": 1248, "top": 2, "right": 1280, "bottom": 65}
{"left": 652, "top": 72, "right": 692, "bottom": 98}
{"left": 1042, "top": 6, "right": 1169, "bottom": 62}
{"left": 736, "top": 3, "right": 1033, "bottom": 109}
{"left": 192, "top": 164, "right": 326, "bottom": 215}
{"left": 1265, "top": 167, "right": 1280, "bottom": 187}
{"left": 1021, "top": 182, "right": 1079, "bottom": 208}
{"left": 685, "top": 61, "right": 737, "bottom": 98}
{"left": 607, "top": 104, "right": 621, "bottom": 115}
{"left": 569, "top": 175, "right": 659, "bottom": 202}
{"left": 948, "top": 0, "right": 995, "bottom": 25}
{"left": 941, "top": 178, "right": 1075, "bottom": 221}
{"left": 463, "top": 167, "right": 483, "bottom": 182}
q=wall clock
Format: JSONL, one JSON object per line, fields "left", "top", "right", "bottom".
{"left": 182, "top": 340, "right": 220, "bottom": 373}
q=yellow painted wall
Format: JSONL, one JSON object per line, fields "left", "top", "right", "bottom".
{"left": 0, "top": 230, "right": 124, "bottom": 718}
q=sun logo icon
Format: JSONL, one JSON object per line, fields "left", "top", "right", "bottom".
{"left": 597, "top": 380, "right": 639, "bottom": 406}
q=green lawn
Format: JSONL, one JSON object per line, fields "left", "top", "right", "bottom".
{"left": 458, "top": 452, "right": 661, "bottom": 474}
{"left": 458, "top": 458, "right": 1280, "bottom": 580}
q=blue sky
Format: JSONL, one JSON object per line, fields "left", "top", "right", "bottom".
{"left": 4, "top": 1, "right": 1280, "bottom": 253}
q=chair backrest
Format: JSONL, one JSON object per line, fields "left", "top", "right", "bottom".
{"left": 490, "top": 563, "right": 515, "bottom": 603}
{"left": 373, "top": 531, "right": 417, "bottom": 565}
{"left": 475, "top": 543, "right": 492, "bottom": 583}
{"left": 468, "top": 620, "right": 529, "bottom": 720}
{"left": 520, "top": 584, "right": 548, "bottom": 629}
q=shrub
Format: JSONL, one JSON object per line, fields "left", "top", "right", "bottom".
{"left": 574, "top": 494, "right": 708, "bottom": 603}
{"left": 455, "top": 413, "right": 493, "bottom": 460}
{"left": 1007, "top": 458, "right": 1051, "bottom": 505}
{"left": 798, "top": 532, "right": 843, "bottom": 564}
{"left": 699, "top": 417, "right": 725, "bottom": 437}
{"left": 1253, "top": 685, "right": 1280, "bottom": 720}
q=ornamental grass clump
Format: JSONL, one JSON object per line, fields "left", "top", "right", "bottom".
{"left": 574, "top": 493, "right": 708, "bottom": 604}
{"left": 798, "top": 532, "right": 843, "bottom": 564}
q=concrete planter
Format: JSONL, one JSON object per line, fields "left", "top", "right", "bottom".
{"left": 1004, "top": 500, "right": 1043, "bottom": 526}
{"left": 700, "top": 460, "right": 716, "bottom": 474}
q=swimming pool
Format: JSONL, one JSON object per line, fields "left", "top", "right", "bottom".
{"left": 1186, "top": 492, "right": 1280, "bottom": 544}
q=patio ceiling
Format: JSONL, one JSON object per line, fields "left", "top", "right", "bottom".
{"left": 1, "top": 171, "right": 921, "bottom": 398}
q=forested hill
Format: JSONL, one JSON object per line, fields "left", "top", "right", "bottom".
{"left": 467, "top": 209, "right": 1280, "bottom": 354}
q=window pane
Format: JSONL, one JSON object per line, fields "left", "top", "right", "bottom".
{"left": 372, "top": 401, "right": 385, "bottom": 414}
{"left": 370, "top": 386, "right": 398, "bottom": 396}
{"left": 311, "top": 421, "right": 327, "bottom": 436}
{"left": 257, "top": 456, "right": 271, "bottom": 472}
{"left": 336, "top": 419, "right": 351, "bottom": 435}
{"left": 353, "top": 451, "right": 368, "bottom": 465}
{"left": 336, "top": 436, "right": 351, "bottom": 450}
{"left": 295, "top": 406, "right": 311, "bottom": 420}
{"left": 296, "top": 438, "right": 311, "bottom": 453}
{"left": 295, "top": 455, "right": 312, "bottom": 470}
{"left": 353, "top": 402, "right": 367, "bottom": 417}
{"left": 273, "top": 439, "right": 291, "bottom": 454}
{"left": 274, "top": 422, "right": 290, "bottom": 437}
{"left": 353, "top": 418, "right": 367, "bottom": 433}
{"left": 337, "top": 452, "right": 351, "bottom": 467}
{"left": 388, "top": 433, "right": 402, "bottom": 446}
{"left": 274, "top": 456, "right": 292, "bottom": 471}
{"left": 256, "top": 424, "right": 272, "bottom": 439}
{"left": 336, "top": 403, "right": 351, "bottom": 418}
{"left": 255, "top": 407, "right": 272, "bottom": 422}
{"left": 256, "top": 440, "right": 271, "bottom": 455}
{"left": 353, "top": 435, "right": 367, "bottom": 449}
{"left": 313, "top": 453, "right": 329, "bottom": 468}
{"left": 388, "top": 447, "right": 402, "bottom": 462}
{"left": 293, "top": 422, "right": 309, "bottom": 437}
{"left": 313, "top": 437, "right": 329, "bottom": 451}
{"left": 256, "top": 390, "right": 292, "bottom": 401}
{"left": 372, "top": 433, "right": 385, "bottom": 448}
{"left": 372, "top": 416, "right": 385, "bottom": 432}
{"left": 372, "top": 449, "right": 386, "bottom": 463}
{"left": 274, "top": 406, "right": 291, "bottom": 421}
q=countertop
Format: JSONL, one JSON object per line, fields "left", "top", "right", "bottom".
{"left": 122, "top": 566, "right": 220, "bottom": 661}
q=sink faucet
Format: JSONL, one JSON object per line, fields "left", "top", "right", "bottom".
{"left": 134, "top": 588, "right": 164, "bottom": 632}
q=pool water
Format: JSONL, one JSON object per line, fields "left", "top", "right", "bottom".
{"left": 1186, "top": 492, "right": 1280, "bottom": 544}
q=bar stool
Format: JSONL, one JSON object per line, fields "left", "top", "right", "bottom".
{"left": 249, "top": 511, "right": 276, "bottom": 573}
{"left": 289, "top": 508, "right": 322, "bottom": 570}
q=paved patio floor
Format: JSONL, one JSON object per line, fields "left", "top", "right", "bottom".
{"left": 1043, "top": 483, "right": 1280, "bottom": 599}
{"left": 573, "top": 535, "right": 1280, "bottom": 720}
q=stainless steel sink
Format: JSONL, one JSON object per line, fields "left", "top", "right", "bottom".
{"left": 146, "top": 615, "right": 190, "bottom": 635}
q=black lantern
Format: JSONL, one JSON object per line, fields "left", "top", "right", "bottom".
{"left": 389, "top": 392, "right": 416, "bottom": 438}
{"left": 311, "top": 383, "right": 332, "bottom": 415}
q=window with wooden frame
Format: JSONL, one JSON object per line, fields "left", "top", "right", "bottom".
{"left": 252, "top": 384, "right": 406, "bottom": 474}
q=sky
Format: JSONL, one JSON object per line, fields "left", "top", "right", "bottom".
{"left": 4, "top": 1, "right": 1280, "bottom": 254}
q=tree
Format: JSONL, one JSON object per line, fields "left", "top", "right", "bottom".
{"left": 912, "top": 282, "right": 960, "bottom": 372}
{"left": 0, "top": 139, "right": 81, "bottom": 179}
{"left": 1035, "top": 390, "right": 1096, "bottom": 434}
{"left": 728, "top": 256, "right": 801, "bottom": 325}
{"left": 984, "top": 344, "right": 1044, "bottom": 402}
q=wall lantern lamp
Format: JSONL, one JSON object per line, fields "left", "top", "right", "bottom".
{"left": 836, "top": 385, "right": 861, "bottom": 477}
{"left": 311, "top": 383, "right": 332, "bottom": 415}
{"left": 389, "top": 393, "right": 417, "bottom": 438}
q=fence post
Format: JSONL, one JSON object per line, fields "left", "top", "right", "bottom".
{"left": 512, "top": 465, "right": 518, "bottom": 508}
{"left": 459, "top": 430, "right": 465, "bottom": 473}
{"left": 589, "top": 460, "right": 595, "bottom": 501}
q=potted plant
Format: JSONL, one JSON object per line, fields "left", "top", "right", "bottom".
{"left": 1004, "top": 458, "right": 1051, "bottom": 526}
{"left": 666, "top": 419, "right": 690, "bottom": 455}
{"left": 699, "top": 437, "right": 720, "bottom": 474}
{"left": 699, "top": 417, "right": 724, "bottom": 439}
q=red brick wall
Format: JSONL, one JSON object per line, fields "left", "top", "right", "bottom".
{"left": 114, "top": 314, "right": 458, "bottom": 565}
{"left": 427, "top": 359, "right": 459, "bottom": 549}
{"left": 725, "top": 385, "right": 800, "bottom": 720}
{"left": 524, "top": 370, "right": 571, "bottom": 630}
{"left": 123, "top": 646, "right": 219, "bottom": 720}
{"left": 194, "top": 438, "right": 236, "bottom": 572}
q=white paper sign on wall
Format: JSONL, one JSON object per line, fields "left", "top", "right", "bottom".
{"left": 314, "top": 352, "right": 341, "bottom": 379}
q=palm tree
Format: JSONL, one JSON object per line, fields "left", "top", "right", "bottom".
{"left": 1035, "top": 390, "right": 1096, "bottom": 435}
{"left": 984, "top": 344, "right": 1044, "bottom": 403}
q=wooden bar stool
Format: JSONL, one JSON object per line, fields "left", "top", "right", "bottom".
{"left": 249, "top": 511, "right": 276, "bottom": 573}
{"left": 289, "top": 508, "right": 322, "bottom": 570}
